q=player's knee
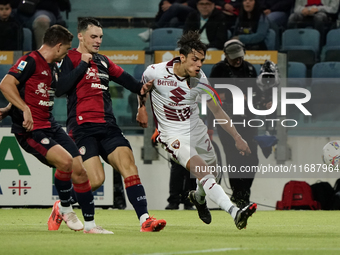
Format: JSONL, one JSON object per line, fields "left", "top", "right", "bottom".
{"left": 90, "top": 178, "right": 104, "bottom": 191}
{"left": 71, "top": 167, "right": 89, "bottom": 183}
{"left": 57, "top": 157, "right": 73, "bottom": 172}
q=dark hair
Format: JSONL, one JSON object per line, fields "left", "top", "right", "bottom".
{"left": 238, "top": 0, "right": 262, "bottom": 30}
{"left": 78, "top": 17, "right": 102, "bottom": 33}
{"left": 0, "top": 0, "right": 11, "bottom": 6}
{"left": 178, "top": 31, "right": 207, "bottom": 56}
{"left": 43, "top": 25, "right": 73, "bottom": 47}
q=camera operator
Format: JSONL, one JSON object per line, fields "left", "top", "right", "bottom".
{"left": 207, "top": 39, "right": 273, "bottom": 208}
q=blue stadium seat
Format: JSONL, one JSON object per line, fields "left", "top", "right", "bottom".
{"left": 281, "top": 29, "right": 320, "bottom": 69}
{"left": 133, "top": 64, "right": 145, "bottom": 81}
{"left": 253, "top": 64, "right": 261, "bottom": 75}
{"left": 23, "top": 28, "right": 32, "bottom": 51}
{"left": 320, "top": 28, "right": 340, "bottom": 62}
{"left": 0, "top": 65, "right": 11, "bottom": 80}
{"left": 311, "top": 62, "right": 340, "bottom": 78}
{"left": 265, "top": 29, "right": 277, "bottom": 50}
{"left": 201, "top": 64, "right": 214, "bottom": 78}
{"left": 149, "top": 28, "right": 183, "bottom": 51}
{"left": 52, "top": 97, "right": 67, "bottom": 125}
{"left": 310, "top": 62, "right": 340, "bottom": 122}
{"left": 287, "top": 62, "right": 307, "bottom": 87}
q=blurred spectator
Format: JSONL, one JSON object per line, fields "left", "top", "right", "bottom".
{"left": 11, "top": 0, "right": 70, "bottom": 49}
{"left": 287, "top": 0, "right": 339, "bottom": 41}
{"left": 184, "top": 0, "right": 229, "bottom": 50}
{"left": 216, "top": 0, "right": 242, "bottom": 32}
{"left": 0, "top": 0, "right": 23, "bottom": 50}
{"left": 138, "top": 0, "right": 196, "bottom": 42}
{"left": 233, "top": 0, "right": 269, "bottom": 50}
{"left": 261, "top": 0, "right": 295, "bottom": 29}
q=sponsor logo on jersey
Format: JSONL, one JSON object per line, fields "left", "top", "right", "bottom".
{"left": 38, "top": 100, "right": 54, "bottom": 106}
{"left": 41, "top": 70, "right": 48, "bottom": 76}
{"left": 41, "top": 138, "right": 50, "bottom": 144}
{"left": 158, "top": 80, "right": 177, "bottom": 87}
{"left": 86, "top": 67, "right": 98, "bottom": 80}
{"left": 170, "top": 87, "right": 186, "bottom": 104}
{"left": 91, "top": 83, "right": 108, "bottom": 90}
{"left": 35, "top": 83, "right": 49, "bottom": 97}
{"left": 163, "top": 75, "right": 172, "bottom": 79}
{"left": 171, "top": 139, "right": 180, "bottom": 149}
{"left": 101, "top": 60, "right": 107, "bottom": 68}
{"left": 97, "top": 73, "right": 109, "bottom": 79}
{"left": 17, "top": 60, "right": 27, "bottom": 71}
{"left": 79, "top": 146, "right": 86, "bottom": 155}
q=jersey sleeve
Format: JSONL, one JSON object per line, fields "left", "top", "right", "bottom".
{"left": 56, "top": 55, "right": 88, "bottom": 97}
{"left": 141, "top": 64, "right": 154, "bottom": 83}
{"left": 8, "top": 55, "right": 35, "bottom": 84}
{"left": 106, "top": 56, "right": 124, "bottom": 78}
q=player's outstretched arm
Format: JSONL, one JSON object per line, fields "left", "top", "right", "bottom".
{"left": 207, "top": 98, "right": 251, "bottom": 156}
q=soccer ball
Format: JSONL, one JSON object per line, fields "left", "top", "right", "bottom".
{"left": 322, "top": 140, "right": 340, "bottom": 165}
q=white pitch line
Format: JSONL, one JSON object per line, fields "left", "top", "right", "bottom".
{"left": 133, "top": 247, "right": 243, "bottom": 255}
{"left": 134, "top": 247, "right": 340, "bottom": 255}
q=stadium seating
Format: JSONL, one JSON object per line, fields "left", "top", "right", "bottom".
{"left": 0, "top": 65, "right": 11, "bottom": 80}
{"left": 310, "top": 62, "right": 340, "bottom": 122}
{"left": 253, "top": 64, "right": 261, "bottom": 75}
{"left": 321, "top": 28, "right": 340, "bottom": 62}
{"left": 133, "top": 64, "right": 145, "bottom": 81}
{"left": 311, "top": 62, "right": 340, "bottom": 78}
{"left": 281, "top": 28, "right": 320, "bottom": 69}
{"left": 149, "top": 28, "right": 183, "bottom": 51}
{"left": 201, "top": 64, "right": 214, "bottom": 78}
{"left": 265, "top": 29, "right": 277, "bottom": 50}
{"left": 52, "top": 97, "right": 67, "bottom": 125}
{"left": 23, "top": 28, "right": 32, "bottom": 51}
{"left": 287, "top": 62, "right": 307, "bottom": 87}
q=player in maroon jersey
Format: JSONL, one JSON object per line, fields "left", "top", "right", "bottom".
{"left": 0, "top": 25, "right": 113, "bottom": 234}
{"left": 56, "top": 18, "right": 166, "bottom": 232}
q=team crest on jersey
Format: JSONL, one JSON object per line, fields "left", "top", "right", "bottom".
{"left": 41, "top": 138, "right": 50, "bottom": 144}
{"left": 35, "top": 83, "right": 49, "bottom": 97}
{"left": 171, "top": 139, "right": 180, "bottom": 149}
{"left": 17, "top": 60, "right": 27, "bottom": 71}
{"left": 86, "top": 67, "right": 98, "bottom": 80}
{"left": 79, "top": 146, "right": 86, "bottom": 155}
{"left": 101, "top": 60, "right": 107, "bottom": 68}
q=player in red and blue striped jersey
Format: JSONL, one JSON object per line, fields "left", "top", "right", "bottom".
{"left": 57, "top": 17, "right": 166, "bottom": 232}
{"left": 0, "top": 25, "right": 112, "bottom": 234}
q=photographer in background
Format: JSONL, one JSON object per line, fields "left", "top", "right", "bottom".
{"left": 207, "top": 39, "right": 273, "bottom": 208}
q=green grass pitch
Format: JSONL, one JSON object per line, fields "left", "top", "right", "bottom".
{"left": 1, "top": 208, "right": 340, "bottom": 255}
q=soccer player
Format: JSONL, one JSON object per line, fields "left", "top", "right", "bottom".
{"left": 56, "top": 18, "right": 166, "bottom": 232}
{"left": 137, "top": 31, "right": 257, "bottom": 230}
{"left": 0, "top": 25, "right": 112, "bottom": 234}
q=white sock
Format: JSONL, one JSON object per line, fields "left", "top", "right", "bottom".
{"left": 200, "top": 175, "right": 239, "bottom": 219}
{"left": 139, "top": 213, "right": 149, "bottom": 226}
{"left": 195, "top": 179, "right": 206, "bottom": 204}
{"left": 58, "top": 203, "right": 73, "bottom": 214}
{"left": 84, "top": 220, "right": 96, "bottom": 231}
